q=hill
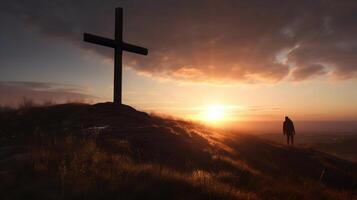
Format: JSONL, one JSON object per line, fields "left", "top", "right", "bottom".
{"left": 0, "top": 103, "right": 356, "bottom": 199}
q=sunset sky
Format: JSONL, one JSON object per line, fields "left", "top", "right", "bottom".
{"left": 1, "top": 0, "right": 357, "bottom": 124}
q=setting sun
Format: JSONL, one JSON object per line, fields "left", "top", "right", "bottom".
{"left": 202, "top": 105, "right": 226, "bottom": 122}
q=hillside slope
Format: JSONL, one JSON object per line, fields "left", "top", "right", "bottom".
{"left": 0, "top": 103, "right": 356, "bottom": 199}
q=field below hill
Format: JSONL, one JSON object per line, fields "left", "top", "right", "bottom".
{"left": 0, "top": 103, "right": 356, "bottom": 199}
{"left": 258, "top": 133, "right": 357, "bottom": 162}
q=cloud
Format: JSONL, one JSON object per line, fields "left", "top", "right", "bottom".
{"left": 2, "top": 0, "right": 357, "bottom": 83}
{"left": 292, "top": 64, "right": 327, "bottom": 81}
{"left": 0, "top": 81, "right": 96, "bottom": 106}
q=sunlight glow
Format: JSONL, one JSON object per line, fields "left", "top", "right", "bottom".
{"left": 201, "top": 104, "right": 226, "bottom": 122}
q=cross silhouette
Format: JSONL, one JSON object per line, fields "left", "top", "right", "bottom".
{"left": 83, "top": 7, "right": 148, "bottom": 104}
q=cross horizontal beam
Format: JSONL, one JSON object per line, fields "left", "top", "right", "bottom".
{"left": 122, "top": 42, "right": 148, "bottom": 55}
{"left": 83, "top": 33, "right": 115, "bottom": 48}
{"left": 83, "top": 33, "right": 148, "bottom": 55}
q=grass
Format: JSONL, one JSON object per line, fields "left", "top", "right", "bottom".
{"left": 10, "top": 134, "right": 255, "bottom": 200}
{"left": 1, "top": 133, "right": 354, "bottom": 200}
{"left": 0, "top": 102, "right": 356, "bottom": 199}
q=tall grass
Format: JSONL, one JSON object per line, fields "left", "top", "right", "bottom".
{"left": 19, "top": 134, "right": 354, "bottom": 200}
{"left": 24, "top": 134, "right": 257, "bottom": 199}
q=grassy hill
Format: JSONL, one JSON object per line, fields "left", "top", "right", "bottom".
{"left": 0, "top": 103, "right": 356, "bottom": 199}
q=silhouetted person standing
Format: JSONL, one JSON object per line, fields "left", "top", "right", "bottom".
{"left": 283, "top": 116, "right": 295, "bottom": 146}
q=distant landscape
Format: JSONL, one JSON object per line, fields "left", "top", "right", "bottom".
{"left": 258, "top": 133, "right": 357, "bottom": 163}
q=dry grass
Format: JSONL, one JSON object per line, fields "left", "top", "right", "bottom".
{"left": 23, "top": 135, "right": 258, "bottom": 199}
{"left": 1, "top": 103, "right": 356, "bottom": 200}
{"left": 2, "top": 134, "right": 349, "bottom": 200}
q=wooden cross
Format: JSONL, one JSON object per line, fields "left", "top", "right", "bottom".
{"left": 83, "top": 7, "right": 148, "bottom": 104}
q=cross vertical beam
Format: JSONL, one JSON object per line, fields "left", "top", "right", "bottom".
{"left": 114, "top": 7, "right": 123, "bottom": 104}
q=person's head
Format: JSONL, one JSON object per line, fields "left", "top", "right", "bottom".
{"left": 285, "top": 116, "right": 289, "bottom": 121}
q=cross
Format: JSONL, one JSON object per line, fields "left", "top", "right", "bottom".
{"left": 83, "top": 7, "right": 148, "bottom": 104}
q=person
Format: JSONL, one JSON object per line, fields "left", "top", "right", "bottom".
{"left": 283, "top": 116, "right": 295, "bottom": 146}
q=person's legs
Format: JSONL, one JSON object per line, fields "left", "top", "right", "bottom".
{"left": 291, "top": 134, "right": 294, "bottom": 146}
{"left": 286, "top": 135, "right": 290, "bottom": 145}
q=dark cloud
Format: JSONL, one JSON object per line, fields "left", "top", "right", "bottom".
{"left": 0, "top": 81, "right": 96, "bottom": 106}
{"left": 292, "top": 64, "right": 326, "bottom": 81}
{"left": 2, "top": 0, "right": 357, "bottom": 83}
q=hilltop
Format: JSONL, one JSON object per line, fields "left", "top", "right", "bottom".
{"left": 0, "top": 103, "right": 356, "bottom": 199}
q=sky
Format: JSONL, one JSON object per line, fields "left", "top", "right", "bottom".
{"left": 1, "top": 0, "right": 357, "bottom": 126}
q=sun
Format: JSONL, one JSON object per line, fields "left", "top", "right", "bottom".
{"left": 202, "top": 105, "right": 226, "bottom": 122}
